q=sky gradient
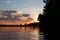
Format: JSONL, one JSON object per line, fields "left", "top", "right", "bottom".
{"left": 0, "top": 0, "right": 44, "bottom": 10}
{"left": 0, "top": 0, "right": 45, "bottom": 24}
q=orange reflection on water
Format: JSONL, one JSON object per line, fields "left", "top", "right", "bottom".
{"left": 0, "top": 27, "right": 40, "bottom": 40}
{"left": 0, "top": 27, "right": 39, "bottom": 33}
{"left": 34, "top": 27, "right": 39, "bottom": 33}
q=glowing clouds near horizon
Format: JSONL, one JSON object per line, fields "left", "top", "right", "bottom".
{"left": 0, "top": 11, "right": 34, "bottom": 25}
{"left": 19, "top": 17, "right": 27, "bottom": 21}
{"left": 17, "top": 11, "right": 23, "bottom": 14}
{"left": 0, "top": 8, "right": 42, "bottom": 24}
{"left": 18, "top": 8, "right": 42, "bottom": 22}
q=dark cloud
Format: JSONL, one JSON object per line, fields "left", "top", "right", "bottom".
{"left": 0, "top": 11, "right": 30, "bottom": 20}
{"left": 22, "top": 14, "right": 30, "bottom": 17}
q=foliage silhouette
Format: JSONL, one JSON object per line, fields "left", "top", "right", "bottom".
{"left": 38, "top": 0, "right": 58, "bottom": 40}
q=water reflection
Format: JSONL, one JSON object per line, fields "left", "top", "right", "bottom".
{"left": 0, "top": 27, "right": 40, "bottom": 40}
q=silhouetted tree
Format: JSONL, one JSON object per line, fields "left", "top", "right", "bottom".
{"left": 38, "top": 14, "right": 41, "bottom": 22}
{"left": 38, "top": 0, "right": 58, "bottom": 40}
{"left": 38, "top": 13, "right": 46, "bottom": 32}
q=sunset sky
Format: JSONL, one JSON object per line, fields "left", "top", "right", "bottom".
{"left": 0, "top": 0, "right": 45, "bottom": 24}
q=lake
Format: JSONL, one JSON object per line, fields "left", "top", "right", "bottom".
{"left": 0, "top": 26, "right": 40, "bottom": 40}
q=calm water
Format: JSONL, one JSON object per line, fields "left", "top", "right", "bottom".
{"left": 0, "top": 27, "right": 40, "bottom": 40}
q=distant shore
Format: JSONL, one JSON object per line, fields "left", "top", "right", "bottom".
{"left": 0, "top": 22, "right": 40, "bottom": 27}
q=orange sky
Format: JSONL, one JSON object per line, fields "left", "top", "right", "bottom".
{"left": 0, "top": 18, "right": 35, "bottom": 25}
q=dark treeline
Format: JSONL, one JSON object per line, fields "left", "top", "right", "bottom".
{"left": 0, "top": 23, "right": 39, "bottom": 27}
{"left": 0, "top": 22, "right": 39, "bottom": 27}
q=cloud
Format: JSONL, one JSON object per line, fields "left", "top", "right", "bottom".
{"left": 18, "top": 8, "right": 42, "bottom": 22}
{"left": 0, "top": 10, "right": 34, "bottom": 24}
{"left": 17, "top": 11, "right": 23, "bottom": 14}
{"left": 19, "top": 17, "right": 28, "bottom": 21}
{"left": 6, "top": 0, "right": 11, "bottom": 3}
{"left": 0, "top": 15, "right": 2, "bottom": 17}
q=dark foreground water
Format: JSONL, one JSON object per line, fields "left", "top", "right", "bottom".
{"left": 0, "top": 32, "right": 40, "bottom": 40}
{"left": 0, "top": 27, "right": 43, "bottom": 40}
